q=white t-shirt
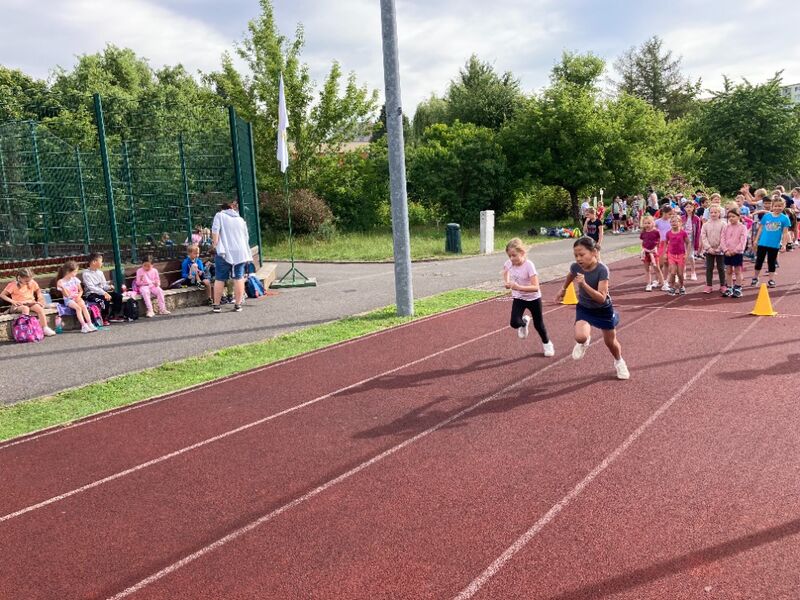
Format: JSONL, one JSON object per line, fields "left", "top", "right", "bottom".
{"left": 580, "top": 201, "right": 591, "bottom": 217}
{"left": 503, "top": 259, "right": 541, "bottom": 301}
{"left": 212, "top": 209, "right": 251, "bottom": 265}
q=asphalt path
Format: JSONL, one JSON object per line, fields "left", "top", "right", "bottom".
{"left": 0, "top": 234, "right": 636, "bottom": 405}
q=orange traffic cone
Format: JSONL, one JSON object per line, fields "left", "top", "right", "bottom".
{"left": 750, "top": 283, "right": 777, "bottom": 316}
{"left": 562, "top": 282, "right": 578, "bottom": 305}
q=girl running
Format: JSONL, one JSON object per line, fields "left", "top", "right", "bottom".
{"left": 556, "top": 237, "right": 629, "bottom": 380}
{"left": 503, "top": 238, "right": 554, "bottom": 357}
{"left": 721, "top": 208, "right": 748, "bottom": 298}
{"left": 666, "top": 214, "right": 690, "bottom": 295}
{"left": 700, "top": 205, "right": 726, "bottom": 294}
{"left": 639, "top": 215, "right": 663, "bottom": 291}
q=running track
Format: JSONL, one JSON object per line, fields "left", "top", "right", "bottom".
{"left": 2, "top": 255, "right": 800, "bottom": 599}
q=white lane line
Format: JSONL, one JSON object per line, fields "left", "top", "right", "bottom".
{"left": 103, "top": 292, "right": 669, "bottom": 600}
{"left": 452, "top": 279, "right": 799, "bottom": 600}
{"left": 2, "top": 307, "right": 559, "bottom": 525}
{"left": 0, "top": 297, "right": 502, "bottom": 451}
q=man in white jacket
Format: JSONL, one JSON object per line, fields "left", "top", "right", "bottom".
{"left": 211, "top": 200, "right": 251, "bottom": 313}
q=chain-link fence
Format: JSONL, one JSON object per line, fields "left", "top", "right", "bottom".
{"left": 0, "top": 95, "right": 261, "bottom": 287}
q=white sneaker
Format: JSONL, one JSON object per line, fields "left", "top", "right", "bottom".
{"left": 542, "top": 341, "right": 555, "bottom": 357}
{"left": 645, "top": 283, "right": 653, "bottom": 292}
{"left": 81, "top": 324, "right": 91, "bottom": 334}
{"left": 572, "top": 337, "right": 591, "bottom": 360}
{"left": 614, "top": 358, "right": 630, "bottom": 380}
{"left": 690, "top": 273, "right": 698, "bottom": 281}
{"left": 651, "top": 280, "right": 660, "bottom": 288}
{"left": 88, "top": 323, "right": 98, "bottom": 332}
{"left": 661, "top": 283, "right": 671, "bottom": 292}
{"left": 43, "top": 326, "right": 56, "bottom": 337}
{"left": 518, "top": 315, "right": 530, "bottom": 339}
{"left": 146, "top": 311, "right": 155, "bottom": 318}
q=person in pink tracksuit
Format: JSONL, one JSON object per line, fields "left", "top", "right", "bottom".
{"left": 720, "top": 208, "right": 749, "bottom": 298}
{"left": 135, "top": 255, "right": 170, "bottom": 317}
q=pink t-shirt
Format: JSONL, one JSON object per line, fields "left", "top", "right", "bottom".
{"left": 666, "top": 229, "right": 688, "bottom": 255}
{"left": 655, "top": 218, "right": 672, "bottom": 241}
{"left": 503, "top": 259, "right": 541, "bottom": 301}
{"left": 639, "top": 229, "right": 660, "bottom": 251}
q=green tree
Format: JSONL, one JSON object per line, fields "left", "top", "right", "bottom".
{"left": 0, "top": 67, "right": 52, "bottom": 123}
{"left": 551, "top": 51, "right": 605, "bottom": 88}
{"left": 690, "top": 75, "right": 800, "bottom": 192}
{"left": 408, "top": 122, "right": 511, "bottom": 225}
{"left": 411, "top": 94, "right": 450, "bottom": 141}
{"left": 445, "top": 55, "right": 523, "bottom": 130}
{"left": 613, "top": 36, "right": 701, "bottom": 120}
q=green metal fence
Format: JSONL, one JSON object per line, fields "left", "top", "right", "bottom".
{"left": 0, "top": 95, "right": 261, "bottom": 287}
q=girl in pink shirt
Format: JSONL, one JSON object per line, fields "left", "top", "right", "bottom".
{"left": 665, "top": 215, "right": 689, "bottom": 295}
{"left": 502, "top": 238, "right": 554, "bottom": 357}
{"left": 720, "top": 208, "right": 748, "bottom": 298}
{"left": 135, "top": 255, "right": 170, "bottom": 317}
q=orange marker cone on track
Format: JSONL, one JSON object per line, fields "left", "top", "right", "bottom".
{"left": 562, "top": 282, "right": 578, "bottom": 305}
{"left": 751, "top": 283, "right": 777, "bottom": 316}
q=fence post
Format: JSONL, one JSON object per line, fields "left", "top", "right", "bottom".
{"left": 0, "top": 143, "right": 9, "bottom": 197}
{"left": 228, "top": 106, "right": 245, "bottom": 219}
{"left": 247, "top": 123, "right": 263, "bottom": 266}
{"left": 93, "top": 93, "right": 124, "bottom": 290}
{"left": 29, "top": 122, "right": 50, "bottom": 258}
{"left": 178, "top": 133, "right": 193, "bottom": 246}
{"left": 121, "top": 141, "right": 139, "bottom": 263}
{"left": 74, "top": 148, "right": 91, "bottom": 255}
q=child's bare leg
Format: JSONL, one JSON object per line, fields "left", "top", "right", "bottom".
{"left": 677, "top": 264, "right": 685, "bottom": 287}
{"left": 68, "top": 301, "right": 86, "bottom": 325}
{"left": 574, "top": 321, "right": 591, "bottom": 344}
{"left": 602, "top": 328, "right": 622, "bottom": 360}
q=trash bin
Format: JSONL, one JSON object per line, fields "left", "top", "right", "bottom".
{"left": 445, "top": 223, "right": 462, "bottom": 254}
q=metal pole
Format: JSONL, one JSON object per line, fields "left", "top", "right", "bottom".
{"left": 93, "top": 93, "right": 124, "bottom": 290}
{"left": 0, "top": 143, "right": 9, "bottom": 196}
{"left": 380, "top": 0, "right": 414, "bottom": 316}
{"left": 228, "top": 106, "right": 245, "bottom": 218}
{"left": 121, "top": 141, "right": 138, "bottom": 263}
{"left": 178, "top": 133, "right": 193, "bottom": 246}
{"left": 75, "top": 148, "right": 91, "bottom": 254}
{"left": 29, "top": 122, "right": 50, "bottom": 258}
{"left": 247, "top": 123, "right": 263, "bottom": 267}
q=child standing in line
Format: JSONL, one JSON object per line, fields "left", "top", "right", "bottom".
{"left": 752, "top": 198, "right": 791, "bottom": 288}
{"left": 654, "top": 205, "right": 674, "bottom": 291}
{"left": 502, "top": 238, "right": 554, "bottom": 357}
{"left": 639, "top": 215, "right": 663, "bottom": 291}
{"left": 700, "top": 205, "right": 727, "bottom": 294}
{"left": 665, "top": 215, "right": 690, "bottom": 295}
{"left": 582, "top": 207, "right": 604, "bottom": 248}
{"left": 135, "top": 255, "right": 170, "bottom": 318}
{"left": 556, "top": 237, "right": 629, "bottom": 380}
{"left": 682, "top": 201, "right": 702, "bottom": 281}
{"left": 0, "top": 268, "right": 56, "bottom": 336}
{"left": 721, "top": 208, "right": 748, "bottom": 298}
{"left": 56, "top": 260, "right": 96, "bottom": 333}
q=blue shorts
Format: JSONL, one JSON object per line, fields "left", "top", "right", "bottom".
{"left": 214, "top": 255, "right": 246, "bottom": 281}
{"left": 576, "top": 303, "right": 619, "bottom": 330}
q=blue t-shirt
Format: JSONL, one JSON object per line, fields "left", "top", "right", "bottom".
{"left": 757, "top": 212, "right": 791, "bottom": 248}
{"left": 181, "top": 256, "right": 205, "bottom": 278}
{"left": 569, "top": 262, "right": 612, "bottom": 309}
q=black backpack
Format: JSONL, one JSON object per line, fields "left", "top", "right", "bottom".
{"left": 122, "top": 297, "right": 139, "bottom": 321}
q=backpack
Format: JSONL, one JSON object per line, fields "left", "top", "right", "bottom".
{"left": 13, "top": 314, "right": 44, "bottom": 343}
{"left": 87, "top": 302, "right": 103, "bottom": 326}
{"left": 122, "top": 297, "right": 139, "bottom": 321}
{"left": 245, "top": 274, "right": 266, "bottom": 298}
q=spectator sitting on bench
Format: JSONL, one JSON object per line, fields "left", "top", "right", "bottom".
{"left": 57, "top": 260, "right": 96, "bottom": 333}
{"left": 1, "top": 267, "right": 56, "bottom": 336}
{"left": 135, "top": 254, "right": 170, "bottom": 318}
{"left": 181, "top": 244, "right": 212, "bottom": 304}
{"left": 82, "top": 252, "right": 124, "bottom": 324}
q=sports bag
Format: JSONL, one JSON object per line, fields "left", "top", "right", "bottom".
{"left": 13, "top": 314, "right": 44, "bottom": 343}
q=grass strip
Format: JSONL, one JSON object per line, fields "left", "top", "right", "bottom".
{"left": 0, "top": 289, "right": 500, "bottom": 442}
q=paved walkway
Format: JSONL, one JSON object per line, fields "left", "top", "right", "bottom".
{"left": 0, "top": 234, "right": 637, "bottom": 405}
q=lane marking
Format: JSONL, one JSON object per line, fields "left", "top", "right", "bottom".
{"left": 453, "top": 277, "right": 800, "bottom": 600}
{"left": 103, "top": 288, "right": 675, "bottom": 599}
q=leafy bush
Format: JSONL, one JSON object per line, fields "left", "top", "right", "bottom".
{"left": 513, "top": 186, "right": 572, "bottom": 221}
{"left": 376, "top": 200, "right": 445, "bottom": 227}
{"left": 260, "top": 189, "right": 334, "bottom": 235}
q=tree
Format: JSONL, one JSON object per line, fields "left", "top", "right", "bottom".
{"left": 551, "top": 51, "right": 605, "bottom": 88}
{"left": 411, "top": 94, "right": 450, "bottom": 140}
{"left": 408, "top": 122, "right": 511, "bottom": 225}
{"left": 613, "top": 36, "right": 700, "bottom": 120}
{"left": 0, "top": 67, "right": 52, "bottom": 123}
{"left": 370, "top": 103, "right": 410, "bottom": 142}
{"left": 690, "top": 75, "right": 800, "bottom": 192}
{"left": 445, "top": 55, "right": 523, "bottom": 130}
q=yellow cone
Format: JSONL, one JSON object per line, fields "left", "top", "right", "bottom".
{"left": 562, "top": 282, "right": 579, "bottom": 305}
{"left": 751, "top": 283, "right": 777, "bottom": 316}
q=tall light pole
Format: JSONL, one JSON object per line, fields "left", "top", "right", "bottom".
{"left": 380, "top": 0, "right": 414, "bottom": 316}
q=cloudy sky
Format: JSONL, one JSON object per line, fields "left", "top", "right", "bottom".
{"left": 2, "top": 0, "right": 800, "bottom": 115}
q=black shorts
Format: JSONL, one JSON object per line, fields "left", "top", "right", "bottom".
{"left": 755, "top": 246, "right": 779, "bottom": 272}
{"left": 612, "top": 213, "right": 621, "bottom": 220}
{"left": 723, "top": 254, "right": 743, "bottom": 267}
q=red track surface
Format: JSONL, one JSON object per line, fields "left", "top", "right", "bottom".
{"left": 2, "top": 254, "right": 800, "bottom": 599}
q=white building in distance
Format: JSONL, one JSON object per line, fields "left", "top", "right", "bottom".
{"left": 780, "top": 83, "right": 800, "bottom": 104}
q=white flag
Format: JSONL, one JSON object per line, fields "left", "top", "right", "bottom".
{"left": 277, "top": 73, "right": 289, "bottom": 173}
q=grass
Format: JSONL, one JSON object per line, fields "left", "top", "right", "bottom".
{"left": 0, "top": 288, "right": 500, "bottom": 442}
{"left": 264, "top": 220, "right": 566, "bottom": 262}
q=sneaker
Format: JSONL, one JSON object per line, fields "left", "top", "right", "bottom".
{"left": 159, "top": 309, "right": 171, "bottom": 315}
{"left": 732, "top": 286, "right": 743, "bottom": 298}
{"left": 102, "top": 320, "right": 110, "bottom": 327}
{"left": 81, "top": 324, "right": 91, "bottom": 334}
{"left": 614, "top": 358, "right": 630, "bottom": 380}
{"left": 679, "top": 287, "right": 686, "bottom": 295}
{"left": 518, "top": 315, "right": 531, "bottom": 339}
{"left": 43, "top": 326, "right": 56, "bottom": 337}
{"left": 542, "top": 341, "right": 555, "bottom": 357}
{"left": 572, "top": 337, "right": 591, "bottom": 360}
{"left": 651, "top": 280, "right": 660, "bottom": 288}
{"left": 109, "top": 315, "right": 125, "bottom": 323}
{"left": 719, "top": 285, "right": 728, "bottom": 295}
{"left": 87, "top": 323, "right": 98, "bottom": 332}
{"left": 722, "top": 287, "right": 734, "bottom": 297}
{"left": 212, "top": 305, "right": 221, "bottom": 313}
{"left": 661, "top": 283, "right": 671, "bottom": 292}
{"left": 206, "top": 298, "right": 214, "bottom": 306}
{"left": 690, "top": 273, "right": 698, "bottom": 281}
{"left": 645, "top": 283, "right": 653, "bottom": 292}
{"left": 768, "top": 280, "right": 776, "bottom": 288}
{"left": 146, "top": 311, "right": 155, "bottom": 318}
{"left": 750, "top": 277, "right": 759, "bottom": 286}
{"left": 233, "top": 304, "right": 242, "bottom": 313}
{"left": 668, "top": 287, "right": 676, "bottom": 296}
{"left": 703, "top": 285, "right": 712, "bottom": 294}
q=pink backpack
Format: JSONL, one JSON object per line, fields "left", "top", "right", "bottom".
{"left": 13, "top": 314, "right": 44, "bottom": 343}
